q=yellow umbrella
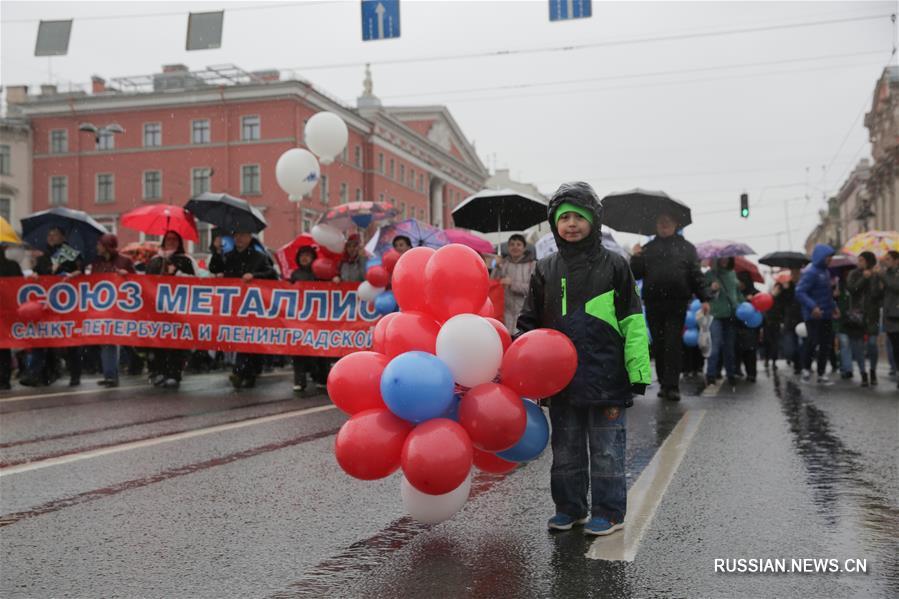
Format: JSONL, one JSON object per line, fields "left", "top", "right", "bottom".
{"left": 841, "top": 230, "right": 899, "bottom": 258}
{"left": 0, "top": 216, "right": 22, "bottom": 245}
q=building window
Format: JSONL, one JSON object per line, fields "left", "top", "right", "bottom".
{"left": 0, "top": 145, "right": 9, "bottom": 175}
{"left": 389, "top": 159, "right": 395, "bottom": 179}
{"left": 50, "top": 176, "right": 67, "bottom": 205}
{"left": 94, "top": 216, "right": 117, "bottom": 235}
{"left": 0, "top": 198, "right": 10, "bottom": 222}
{"left": 418, "top": 174, "right": 424, "bottom": 193}
{"left": 340, "top": 146, "right": 348, "bottom": 162}
{"left": 399, "top": 164, "right": 405, "bottom": 184}
{"left": 50, "top": 129, "right": 68, "bottom": 154}
{"left": 354, "top": 146, "right": 362, "bottom": 167}
{"left": 241, "top": 165, "right": 261, "bottom": 194}
{"left": 241, "top": 116, "right": 260, "bottom": 141}
{"left": 378, "top": 153, "right": 384, "bottom": 174}
{"left": 191, "top": 119, "right": 211, "bottom": 144}
{"left": 97, "top": 130, "right": 115, "bottom": 151}
{"left": 195, "top": 223, "right": 213, "bottom": 255}
{"left": 143, "top": 123, "right": 161, "bottom": 147}
{"left": 409, "top": 168, "right": 415, "bottom": 187}
{"left": 191, "top": 167, "right": 212, "bottom": 195}
{"left": 302, "top": 210, "right": 315, "bottom": 234}
{"left": 355, "top": 188, "right": 363, "bottom": 202}
{"left": 340, "top": 182, "right": 348, "bottom": 204}
{"left": 143, "top": 171, "right": 162, "bottom": 200}
{"left": 96, "top": 173, "right": 115, "bottom": 203}
{"left": 400, "top": 202, "right": 406, "bottom": 219}
{"left": 320, "top": 175, "right": 329, "bottom": 204}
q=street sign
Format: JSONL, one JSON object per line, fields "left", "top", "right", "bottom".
{"left": 549, "top": 0, "right": 592, "bottom": 22}
{"left": 362, "top": 0, "right": 400, "bottom": 41}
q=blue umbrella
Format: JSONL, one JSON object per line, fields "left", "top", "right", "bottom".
{"left": 21, "top": 207, "right": 108, "bottom": 263}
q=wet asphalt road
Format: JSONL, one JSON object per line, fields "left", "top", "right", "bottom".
{"left": 0, "top": 365, "right": 896, "bottom": 598}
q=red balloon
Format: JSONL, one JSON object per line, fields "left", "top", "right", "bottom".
{"left": 458, "top": 383, "right": 526, "bottom": 452}
{"left": 372, "top": 312, "right": 400, "bottom": 353}
{"left": 382, "top": 249, "right": 401, "bottom": 274}
{"left": 366, "top": 265, "right": 390, "bottom": 288}
{"left": 383, "top": 311, "right": 441, "bottom": 358}
{"left": 484, "top": 317, "right": 512, "bottom": 352}
{"left": 335, "top": 409, "right": 413, "bottom": 480}
{"left": 472, "top": 447, "right": 518, "bottom": 474}
{"left": 312, "top": 257, "right": 338, "bottom": 280}
{"left": 751, "top": 292, "right": 774, "bottom": 313}
{"left": 392, "top": 247, "right": 435, "bottom": 313}
{"left": 477, "top": 297, "right": 494, "bottom": 318}
{"left": 424, "top": 244, "right": 490, "bottom": 321}
{"left": 327, "top": 351, "right": 390, "bottom": 414}
{"left": 401, "top": 418, "right": 473, "bottom": 495}
{"left": 17, "top": 301, "right": 46, "bottom": 321}
{"left": 500, "top": 329, "right": 578, "bottom": 398}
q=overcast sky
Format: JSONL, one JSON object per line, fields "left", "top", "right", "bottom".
{"left": 2, "top": 0, "right": 896, "bottom": 258}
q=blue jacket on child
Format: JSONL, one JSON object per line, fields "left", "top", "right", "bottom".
{"left": 795, "top": 244, "right": 836, "bottom": 321}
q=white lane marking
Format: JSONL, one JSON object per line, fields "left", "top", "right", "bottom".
{"left": 586, "top": 409, "right": 706, "bottom": 562}
{"left": 0, "top": 371, "right": 289, "bottom": 403}
{"left": 701, "top": 380, "right": 721, "bottom": 397}
{"left": 0, "top": 404, "right": 337, "bottom": 477}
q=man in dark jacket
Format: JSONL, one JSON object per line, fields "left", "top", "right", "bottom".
{"left": 517, "top": 181, "right": 650, "bottom": 537}
{"left": 796, "top": 244, "right": 838, "bottom": 384}
{"left": 90, "top": 234, "right": 136, "bottom": 387}
{"left": 209, "top": 230, "right": 277, "bottom": 389}
{"left": 21, "top": 227, "right": 85, "bottom": 387}
{"left": 845, "top": 251, "right": 884, "bottom": 387}
{"left": 630, "top": 213, "right": 711, "bottom": 401}
{"left": 771, "top": 268, "right": 803, "bottom": 375}
{"left": 0, "top": 244, "right": 23, "bottom": 390}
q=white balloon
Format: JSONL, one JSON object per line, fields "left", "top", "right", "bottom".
{"left": 304, "top": 112, "right": 348, "bottom": 165}
{"left": 311, "top": 224, "right": 346, "bottom": 254}
{"left": 401, "top": 473, "right": 471, "bottom": 524}
{"left": 795, "top": 322, "right": 808, "bottom": 338}
{"left": 357, "top": 281, "right": 385, "bottom": 303}
{"left": 276, "top": 148, "right": 321, "bottom": 198}
{"left": 436, "top": 314, "right": 503, "bottom": 388}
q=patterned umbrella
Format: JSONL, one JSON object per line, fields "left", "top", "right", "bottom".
{"left": 120, "top": 241, "right": 160, "bottom": 265}
{"left": 695, "top": 239, "right": 756, "bottom": 260}
{"left": 444, "top": 229, "right": 494, "bottom": 254}
{"left": 365, "top": 219, "right": 449, "bottom": 255}
{"left": 841, "top": 230, "right": 899, "bottom": 258}
{"left": 319, "top": 201, "right": 398, "bottom": 231}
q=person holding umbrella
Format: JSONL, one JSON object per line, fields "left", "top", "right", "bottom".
{"left": 770, "top": 268, "right": 804, "bottom": 375}
{"left": 392, "top": 235, "right": 412, "bottom": 254}
{"left": 209, "top": 229, "right": 276, "bottom": 389}
{"left": 704, "top": 258, "right": 742, "bottom": 388}
{"left": 630, "top": 213, "right": 711, "bottom": 401}
{"left": 843, "top": 252, "right": 884, "bottom": 387}
{"left": 145, "top": 231, "right": 196, "bottom": 389}
{"left": 89, "top": 234, "right": 136, "bottom": 387}
{"left": 796, "top": 244, "right": 839, "bottom": 385}
{"left": 20, "top": 227, "right": 85, "bottom": 388}
{"left": 336, "top": 234, "right": 366, "bottom": 283}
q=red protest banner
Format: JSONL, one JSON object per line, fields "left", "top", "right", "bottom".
{"left": 1, "top": 275, "right": 380, "bottom": 357}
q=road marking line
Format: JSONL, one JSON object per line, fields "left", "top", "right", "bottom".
{"left": 0, "top": 404, "right": 337, "bottom": 477}
{"left": 586, "top": 409, "right": 706, "bottom": 562}
{"left": 0, "top": 371, "right": 289, "bottom": 403}
{"left": 701, "top": 380, "right": 721, "bottom": 397}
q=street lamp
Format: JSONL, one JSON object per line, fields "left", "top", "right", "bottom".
{"left": 78, "top": 122, "right": 125, "bottom": 144}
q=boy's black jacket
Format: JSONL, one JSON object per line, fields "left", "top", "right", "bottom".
{"left": 516, "top": 182, "right": 651, "bottom": 408}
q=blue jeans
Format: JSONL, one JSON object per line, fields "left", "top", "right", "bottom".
{"left": 549, "top": 401, "right": 627, "bottom": 523}
{"left": 100, "top": 345, "right": 119, "bottom": 381}
{"left": 837, "top": 333, "right": 853, "bottom": 375}
{"left": 849, "top": 335, "right": 878, "bottom": 373}
{"left": 707, "top": 317, "right": 736, "bottom": 379}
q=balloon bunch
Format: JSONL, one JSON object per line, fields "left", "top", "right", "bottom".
{"left": 276, "top": 112, "right": 349, "bottom": 202}
{"left": 736, "top": 301, "right": 764, "bottom": 328}
{"left": 329, "top": 243, "right": 578, "bottom": 524}
{"left": 307, "top": 224, "right": 348, "bottom": 281}
{"left": 357, "top": 249, "right": 402, "bottom": 316}
{"left": 682, "top": 298, "right": 702, "bottom": 347}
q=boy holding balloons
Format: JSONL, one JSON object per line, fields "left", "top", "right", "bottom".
{"left": 517, "top": 182, "right": 651, "bottom": 536}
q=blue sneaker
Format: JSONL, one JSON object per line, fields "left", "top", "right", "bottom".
{"left": 584, "top": 516, "right": 625, "bottom": 536}
{"left": 547, "top": 513, "right": 590, "bottom": 531}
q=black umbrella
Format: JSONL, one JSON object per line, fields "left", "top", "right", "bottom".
{"left": 20, "top": 207, "right": 108, "bottom": 263}
{"left": 451, "top": 188, "right": 548, "bottom": 234}
{"left": 600, "top": 189, "right": 692, "bottom": 235}
{"left": 759, "top": 251, "right": 810, "bottom": 269}
{"left": 184, "top": 192, "right": 267, "bottom": 234}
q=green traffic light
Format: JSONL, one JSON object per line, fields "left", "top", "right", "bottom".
{"left": 741, "top": 208, "right": 749, "bottom": 218}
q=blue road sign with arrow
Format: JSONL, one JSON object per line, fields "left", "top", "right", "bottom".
{"left": 549, "top": 0, "right": 592, "bottom": 21}
{"left": 362, "top": 0, "right": 400, "bottom": 41}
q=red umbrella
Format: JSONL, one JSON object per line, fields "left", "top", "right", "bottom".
{"left": 122, "top": 204, "right": 198, "bottom": 242}
{"left": 444, "top": 229, "right": 494, "bottom": 254}
{"left": 734, "top": 256, "right": 763, "bottom": 284}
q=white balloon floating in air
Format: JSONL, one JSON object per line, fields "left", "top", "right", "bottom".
{"left": 304, "top": 112, "right": 349, "bottom": 165}
{"left": 275, "top": 148, "right": 320, "bottom": 201}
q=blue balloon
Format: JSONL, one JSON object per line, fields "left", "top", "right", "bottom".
{"left": 683, "top": 328, "right": 699, "bottom": 347}
{"left": 380, "top": 351, "right": 455, "bottom": 423}
{"left": 689, "top": 299, "right": 702, "bottom": 313}
{"left": 744, "top": 310, "right": 764, "bottom": 328}
{"left": 497, "top": 400, "right": 550, "bottom": 462}
{"left": 684, "top": 311, "right": 697, "bottom": 329}
{"left": 220, "top": 235, "right": 234, "bottom": 254}
{"left": 374, "top": 290, "right": 398, "bottom": 315}
{"left": 736, "top": 301, "right": 756, "bottom": 322}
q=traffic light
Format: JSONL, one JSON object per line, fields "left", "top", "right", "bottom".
{"left": 740, "top": 193, "right": 749, "bottom": 218}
